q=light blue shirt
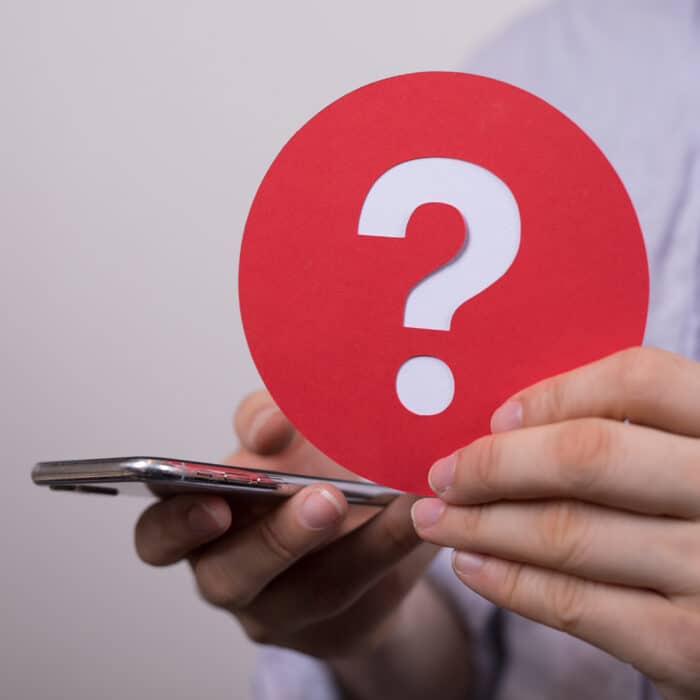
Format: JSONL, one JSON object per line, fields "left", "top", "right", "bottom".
{"left": 253, "top": 1, "right": 700, "bottom": 698}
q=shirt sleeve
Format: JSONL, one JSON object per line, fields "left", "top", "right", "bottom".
{"left": 251, "top": 645, "right": 343, "bottom": 700}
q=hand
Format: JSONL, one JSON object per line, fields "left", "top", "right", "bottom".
{"left": 412, "top": 347, "right": 700, "bottom": 700}
{"left": 134, "top": 390, "right": 436, "bottom": 661}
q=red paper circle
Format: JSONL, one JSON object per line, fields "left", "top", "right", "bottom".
{"left": 239, "top": 72, "right": 648, "bottom": 495}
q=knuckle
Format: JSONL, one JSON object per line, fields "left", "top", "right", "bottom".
{"left": 536, "top": 501, "right": 590, "bottom": 570}
{"left": 499, "top": 562, "right": 526, "bottom": 611}
{"left": 468, "top": 435, "right": 502, "bottom": 497}
{"left": 240, "top": 618, "right": 277, "bottom": 646}
{"left": 550, "top": 419, "right": 613, "bottom": 491}
{"left": 666, "top": 527, "right": 700, "bottom": 590}
{"left": 257, "top": 518, "right": 297, "bottom": 565}
{"left": 194, "top": 557, "right": 250, "bottom": 609}
{"left": 459, "top": 504, "right": 487, "bottom": 538}
{"left": 539, "top": 375, "right": 568, "bottom": 421}
{"left": 615, "top": 347, "right": 664, "bottom": 402}
{"left": 670, "top": 615, "right": 700, "bottom": 684}
{"left": 380, "top": 507, "right": 419, "bottom": 553}
{"left": 643, "top": 612, "right": 700, "bottom": 686}
{"left": 548, "top": 575, "right": 589, "bottom": 634}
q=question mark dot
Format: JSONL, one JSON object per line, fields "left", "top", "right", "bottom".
{"left": 396, "top": 356, "right": 454, "bottom": 416}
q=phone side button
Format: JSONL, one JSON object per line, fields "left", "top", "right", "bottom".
{"left": 196, "top": 471, "right": 227, "bottom": 482}
{"left": 223, "top": 473, "right": 255, "bottom": 486}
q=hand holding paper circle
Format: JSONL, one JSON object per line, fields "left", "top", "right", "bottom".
{"left": 134, "top": 391, "right": 460, "bottom": 691}
{"left": 239, "top": 72, "right": 648, "bottom": 494}
{"left": 414, "top": 348, "right": 700, "bottom": 700}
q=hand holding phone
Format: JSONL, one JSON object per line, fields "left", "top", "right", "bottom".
{"left": 134, "top": 391, "right": 438, "bottom": 661}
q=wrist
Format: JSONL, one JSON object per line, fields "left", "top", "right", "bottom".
{"left": 329, "top": 578, "right": 471, "bottom": 700}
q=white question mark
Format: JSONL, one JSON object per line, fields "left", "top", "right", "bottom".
{"left": 358, "top": 157, "right": 521, "bottom": 415}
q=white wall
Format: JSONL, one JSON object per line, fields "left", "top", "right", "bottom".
{"left": 1, "top": 2, "right": 547, "bottom": 698}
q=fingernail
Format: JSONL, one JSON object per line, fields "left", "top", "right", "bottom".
{"left": 453, "top": 550, "right": 485, "bottom": 575}
{"left": 490, "top": 400, "right": 523, "bottom": 433}
{"left": 299, "top": 488, "right": 344, "bottom": 530}
{"left": 428, "top": 453, "right": 456, "bottom": 494}
{"left": 187, "top": 504, "right": 227, "bottom": 536}
{"left": 246, "top": 405, "right": 280, "bottom": 447}
{"left": 411, "top": 498, "right": 446, "bottom": 530}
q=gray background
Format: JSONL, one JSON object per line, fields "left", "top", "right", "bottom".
{"left": 1, "top": 1, "right": 545, "bottom": 698}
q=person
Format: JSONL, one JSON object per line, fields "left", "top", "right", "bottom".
{"left": 134, "top": 1, "right": 700, "bottom": 698}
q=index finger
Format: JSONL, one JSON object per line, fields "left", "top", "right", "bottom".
{"left": 429, "top": 419, "right": 700, "bottom": 518}
{"left": 234, "top": 390, "right": 296, "bottom": 455}
{"left": 490, "top": 347, "right": 700, "bottom": 437}
{"left": 135, "top": 494, "right": 232, "bottom": 566}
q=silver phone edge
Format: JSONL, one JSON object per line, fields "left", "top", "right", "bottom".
{"left": 32, "top": 457, "right": 403, "bottom": 507}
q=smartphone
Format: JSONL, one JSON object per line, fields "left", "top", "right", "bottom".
{"left": 32, "top": 456, "right": 401, "bottom": 506}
